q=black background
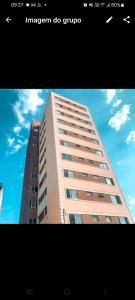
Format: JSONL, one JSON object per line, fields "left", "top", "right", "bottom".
{"left": 0, "top": 1, "right": 135, "bottom": 298}
{"left": 1, "top": 0, "right": 135, "bottom": 88}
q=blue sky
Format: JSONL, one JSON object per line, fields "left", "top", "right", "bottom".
{"left": 0, "top": 89, "right": 135, "bottom": 223}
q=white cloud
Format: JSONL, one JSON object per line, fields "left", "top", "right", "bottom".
{"left": 126, "top": 130, "right": 135, "bottom": 144}
{"left": 18, "top": 89, "right": 44, "bottom": 114}
{"left": 128, "top": 197, "right": 135, "bottom": 208}
{"left": 13, "top": 89, "right": 44, "bottom": 129}
{"left": 100, "top": 89, "right": 125, "bottom": 107}
{"left": 106, "top": 89, "right": 116, "bottom": 104}
{"left": 13, "top": 101, "right": 25, "bottom": 125}
{"left": 13, "top": 125, "right": 21, "bottom": 135}
{"left": 100, "top": 89, "right": 116, "bottom": 104}
{"left": 7, "top": 137, "right": 15, "bottom": 147}
{"left": 2, "top": 206, "right": 11, "bottom": 212}
{"left": 113, "top": 99, "right": 122, "bottom": 108}
{"left": 108, "top": 104, "right": 130, "bottom": 131}
{"left": 7, "top": 137, "right": 28, "bottom": 155}
{"left": 12, "top": 144, "right": 22, "bottom": 153}
{"left": 24, "top": 122, "right": 30, "bottom": 129}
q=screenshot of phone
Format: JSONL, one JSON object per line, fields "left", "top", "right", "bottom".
{"left": 0, "top": 0, "right": 135, "bottom": 298}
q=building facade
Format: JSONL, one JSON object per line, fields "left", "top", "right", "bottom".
{"left": 20, "top": 92, "right": 133, "bottom": 224}
{"left": 19, "top": 121, "right": 40, "bottom": 224}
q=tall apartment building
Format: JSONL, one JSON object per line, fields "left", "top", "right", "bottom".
{"left": 0, "top": 183, "right": 3, "bottom": 211}
{"left": 19, "top": 121, "right": 40, "bottom": 224}
{"left": 20, "top": 92, "right": 133, "bottom": 224}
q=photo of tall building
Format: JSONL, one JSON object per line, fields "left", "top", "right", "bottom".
{"left": 19, "top": 92, "right": 133, "bottom": 224}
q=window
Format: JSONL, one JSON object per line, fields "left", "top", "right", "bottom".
{"left": 105, "top": 216, "right": 112, "bottom": 223}
{"left": 56, "top": 103, "right": 61, "bottom": 107}
{"left": 79, "top": 157, "right": 84, "bottom": 160}
{"left": 31, "top": 174, "right": 38, "bottom": 179}
{"left": 56, "top": 110, "right": 64, "bottom": 115}
{"left": 66, "top": 189, "right": 78, "bottom": 199}
{"left": 105, "top": 178, "right": 114, "bottom": 185}
{"left": 39, "top": 172, "right": 47, "bottom": 189}
{"left": 31, "top": 186, "right": 38, "bottom": 192}
{"left": 32, "top": 162, "right": 38, "bottom": 167}
{"left": 93, "top": 175, "right": 99, "bottom": 179}
{"left": 98, "top": 193, "right": 105, "bottom": 198}
{"left": 82, "top": 173, "right": 88, "bottom": 177}
{"left": 64, "top": 170, "right": 75, "bottom": 178}
{"left": 76, "top": 144, "right": 81, "bottom": 148}
{"left": 99, "top": 162, "right": 108, "bottom": 169}
{"left": 38, "top": 206, "right": 47, "bottom": 223}
{"left": 91, "top": 139, "right": 99, "bottom": 144}
{"left": 55, "top": 97, "right": 62, "bottom": 102}
{"left": 89, "top": 160, "right": 94, "bottom": 163}
{"left": 89, "top": 129, "right": 95, "bottom": 135}
{"left": 86, "top": 191, "right": 93, "bottom": 196}
{"left": 57, "top": 119, "right": 65, "bottom": 124}
{"left": 62, "top": 153, "right": 72, "bottom": 161}
{"left": 96, "top": 150, "right": 103, "bottom": 157}
{"left": 30, "top": 200, "right": 37, "bottom": 208}
{"left": 111, "top": 195, "right": 121, "bottom": 204}
{"left": 40, "top": 152, "right": 44, "bottom": 164}
{"left": 39, "top": 187, "right": 47, "bottom": 205}
{"left": 85, "top": 146, "right": 89, "bottom": 150}
{"left": 39, "top": 159, "right": 46, "bottom": 175}
{"left": 92, "top": 215, "right": 99, "bottom": 222}
{"left": 69, "top": 214, "right": 83, "bottom": 224}
{"left": 58, "top": 128, "right": 64, "bottom": 133}
{"left": 33, "top": 143, "right": 38, "bottom": 147}
{"left": 61, "top": 140, "right": 70, "bottom": 147}
{"left": 33, "top": 128, "right": 39, "bottom": 132}
{"left": 32, "top": 151, "right": 38, "bottom": 156}
{"left": 45, "top": 206, "right": 47, "bottom": 215}
{"left": 119, "top": 217, "right": 129, "bottom": 224}
{"left": 44, "top": 187, "right": 47, "bottom": 196}
{"left": 29, "top": 219, "right": 36, "bottom": 224}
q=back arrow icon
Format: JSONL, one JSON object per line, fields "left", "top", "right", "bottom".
{"left": 6, "top": 17, "right": 12, "bottom": 23}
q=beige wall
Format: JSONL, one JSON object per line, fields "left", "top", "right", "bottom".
{"left": 51, "top": 92, "right": 133, "bottom": 224}
{"left": 38, "top": 95, "right": 61, "bottom": 224}
{"left": 37, "top": 92, "right": 133, "bottom": 224}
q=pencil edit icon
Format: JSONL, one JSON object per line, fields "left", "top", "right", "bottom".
{"left": 106, "top": 16, "right": 113, "bottom": 23}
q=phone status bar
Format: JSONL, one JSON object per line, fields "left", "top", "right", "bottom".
{"left": 6, "top": 2, "right": 128, "bottom": 9}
